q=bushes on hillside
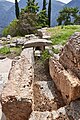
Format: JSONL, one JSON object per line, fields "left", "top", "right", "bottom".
{"left": 3, "top": 13, "right": 38, "bottom": 36}
{"left": 3, "top": 0, "right": 49, "bottom": 37}
{"left": 57, "top": 7, "right": 80, "bottom": 25}
{"left": 3, "top": 19, "right": 19, "bottom": 36}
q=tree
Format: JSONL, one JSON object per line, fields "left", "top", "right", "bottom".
{"left": 57, "top": 7, "right": 79, "bottom": 25}
{"left": 43, "top": 0, "right": 47, "bottom": 10}
{"left": 15, "top": 0, "right": 19, "bottom": 19}
{"left": 38, "top": 10, "right": 48, "bottom": 27}
{"left": 25, "top": 0, "right": 39, "bottom": 13}
{"left": 74, "top": 14, "right": 80, "bottom": 24}
{"left": 17, "top": 12, "right": 38, "bottom": 36}
{"left": 48, "top": 0, "right": 51, "bottom": 27}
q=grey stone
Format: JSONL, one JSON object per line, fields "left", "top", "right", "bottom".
{"left": 24, "top": 39, "right": 52, "bottom": 48}
{"left": 1, "top": 37, "right": 6, "bottom": 41}
{"left": 10, "top": 43, "right": 16, "bottom": 47}
{"left": 7, "top": 35, "right": 11, "bottom": 40}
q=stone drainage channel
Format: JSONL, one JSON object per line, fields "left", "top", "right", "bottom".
{"left": 33, "top": 59, "right": 65, "bottom": 112}
{"left": 0, "top": 48, "right": 65, "bottom": 120}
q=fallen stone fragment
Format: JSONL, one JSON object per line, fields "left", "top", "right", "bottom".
{"left": 0, "top": 103, "right": 2, "bottom": 120}
{"left": 2, "top": 48, "right": 34, "bottom": 120}
{"left": 29, "top": 99, "right": 80, "bottom": 120}
{"left": 0, "top": 58, "right": 12, "bottom": 85}
{"left": 49, "top": 57, "right": 80, "bottom": 103}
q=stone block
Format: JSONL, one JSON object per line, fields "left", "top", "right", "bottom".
{"left": 59, "top": 32, "right": 80, "bottom": 79}
{"left": 2, "top": 53, "right": 34, "bottom": 120}
{"left": 49, "top": 57, "right": 80, "bottom": 103}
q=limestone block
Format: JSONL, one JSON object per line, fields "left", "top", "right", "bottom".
{"left": 59, "top": 32, "right": 80, "bottom": 79}
{"left": 2, "top": 54, "right": 34, "bottom": 120}
{"left": 49, "top": 57, "right": 80, "bottom": 103}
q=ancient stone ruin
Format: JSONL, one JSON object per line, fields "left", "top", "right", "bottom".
{"left": 0, "top": 31, "right": 80, "bottom": 119}
{"left": 49, "top": 32, "right": 80, "bottom": 103}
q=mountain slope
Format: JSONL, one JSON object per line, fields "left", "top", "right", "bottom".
{"left": 0, "top": 1, "right": 14, "bottom": 11}
{"left": 65, "top": 0, "right": 80, "bottom": 9}
{"left": 51, "top": 0, "right": 65, "bottom": 26}
{"left": 0, "top": 0, "right": 65, "bottom": 31}
{"left": 0, "top": 0, "right": 14, "bottom": 29}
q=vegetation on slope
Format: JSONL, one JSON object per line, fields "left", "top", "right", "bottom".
{"left": 0, "top": 46, "right": 22, "bottom": 58}
{"left": 48, "top": 25, "right": 80, "bottom": 45}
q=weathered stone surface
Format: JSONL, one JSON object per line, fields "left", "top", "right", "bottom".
{"left": 29, "top": 108, "right": 68, "bottom": 120}
{"left": 10, "top": 43, "right": 16, "bottom": 47}
{"left": 49, "top": 57, "right": 80, "bottom": 103}
{"left": 34, "top": 60, "right": 65, "bottom": 112}
{"left": 12, "top": 37, "right": 27, "bottom": 46}
{"left": 1, "top": 37, "right": 6, "bottom": 41}
{"left": 29, "top": 99, "right": 80, "bottom": 120}
{"left": 7, "top": 35, "right": 11, "bottom": 40}
{"left": 24, "top": 39, "right": 52, "bottom": 48}
{"left": 2, "top": 49, "right": 34, "bottom": 120}
{"left": 21, "top": 48, "right": 34, "bottom": 65}
{"left": 59, "top": 32, "right": 80, "bottom": 79}
{"left": 0, "top": 103, "right": 2, "bottom": 120}
{"left": 0, "top": 58, "right": 12, "bottom": 85}
{"left": 37, "top": 28, "right": 51, "bottom": 39}
{"left": 0, "top": 45, "right": 4, "bottom": 49}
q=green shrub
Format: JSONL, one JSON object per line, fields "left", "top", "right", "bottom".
{"left": 3, "top": 19, "right": 19, "bottom": 37}
{"left": 3, "top": 13, "right": 38, "bottom": 36}
{"left": 0, "top": 47, "right": 10, "bottom": 55}
{"left": 38, "top": 10, "right": 48, "bottom": 28}
{"left": 52, "top": 48, "right": 60, "bottom": 54}
{"left": 41, "top": 49, "right": 51, "bottom": 62}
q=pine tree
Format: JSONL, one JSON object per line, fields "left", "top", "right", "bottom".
{"left": 48, "top": 0, "right": 51, "bottom": 27}
{"left": 15, "top": 0, "right": 19, "bottom": 19}
{"left": 43, "top": 0, "right": 47, "bottom": 10}
{"left": 26, "top": 0, "right": 39, "bottom": 13}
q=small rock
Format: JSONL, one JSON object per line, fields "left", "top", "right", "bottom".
{"left": 1, "top": 37, "right": 6, "bottom": 41}
{"left": 7, "top": 35, "right": 11, "bottom": 40}
{"left": 10, "top": 43, "right": 16, "bottom": 47}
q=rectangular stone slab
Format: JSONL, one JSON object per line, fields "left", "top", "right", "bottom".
{"left": 2, "top": 48, "right": 34, "bottom": 120}
{"left": 49, "top": 57, "right": 80, "bottom": 103}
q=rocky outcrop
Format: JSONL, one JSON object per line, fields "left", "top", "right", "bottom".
{"left": 2, "top": 48, "right": 34, "bottom": 120}
{"left": 59, "top": 32, "right": 80, "bottom": 79}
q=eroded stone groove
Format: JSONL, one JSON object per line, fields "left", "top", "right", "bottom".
{"left": 33, "top": 60, "right": 65, "bottom": 112}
